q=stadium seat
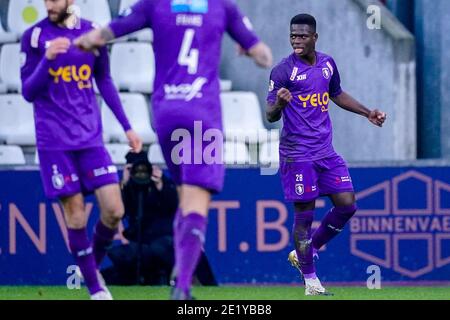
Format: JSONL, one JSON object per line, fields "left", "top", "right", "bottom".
{"left": 74, "top": 0, "right": 111, "bottom": 27}
{"left": 110, "top": 42, "right": 155, "bottom": 94}
{"left": 0, "top": 43, "right": 21, "bottom": 92}
{"left": 117, "top": 0, "right": 153, "bottom": 42}
{"left": 34, "top": 150, "right": 39, "bottom": 164}
{"left": 0, "top": 49, "right": 7, "bottom": 94}
{"left": 0, "top": 145, "right": 26, "bottom": 165}
{"left": 223, "top": 141, "right": 251, "bottom": 165}
{"left": 259, "top": 140, "right": 280, "bottom": 166}
{"left": 220, "top": 92, "right": 268, "bottom": 144}
{"left": 101, "top": 93, "right": 157, "bottom": 144}
{"left": 0, "top": 94, "right": 35, "bottom": 145}
{"left": 148, "top": 143, "right": 165, "bottom": 165}
{"left": 7, "top": 0, "right": 47, "bottom": 37}
{"left": 219, "top": 79, "right": 232, "bottom": 92}
{"left": 105, "top": 144, "right": 130, "bottom": 164}
{"left": 0, "top": 16, "right": 17, "bottom": 43}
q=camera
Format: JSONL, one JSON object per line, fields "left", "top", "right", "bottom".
{"left": 126, "top": 151, "right": 153, "bottom": 185}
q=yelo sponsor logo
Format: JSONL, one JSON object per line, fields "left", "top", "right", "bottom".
{"left": 48, "top": 64, "right": 92, "bottom": 90}
{"left": 298, "top": 92, "right": 330, "bottom": 112}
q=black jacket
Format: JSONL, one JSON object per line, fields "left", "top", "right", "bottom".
{"left": 122, "top": 175, "right": 178, "bottom": 244}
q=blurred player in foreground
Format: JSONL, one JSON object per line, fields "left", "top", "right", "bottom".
{"left": 20, "top": 0, "right": 142, "bottom": 300}
{"left": 74, "top": 0, "right": 272, "bottom": 299}
{"left": 266, "top": 14, "right": 386, "bottom": 295}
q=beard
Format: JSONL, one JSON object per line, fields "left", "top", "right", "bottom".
{"left": 48, "top": 0, "right": 71, "bottom": 24}
{"left": 48, "top": 10, "right": 70, "bottom": 24}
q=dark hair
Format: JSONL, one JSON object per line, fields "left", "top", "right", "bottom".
{"left": 290, "top": 14, "right": 317, "bottom": 32}
{"left": 126, "top": 150, "right": 149, "bottom": 165}
{"left": 126, "top": 151, "right": 153, "bottom": 185}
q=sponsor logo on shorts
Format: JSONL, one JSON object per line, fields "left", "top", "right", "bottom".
{"left": 51, "top": 165, "right": 65, "bottom": 190}
{"left": 92, "top": 165, "right": 118, "bottom": 177}
{"left": 341, "top": 176, "right": 352, "bottom": 182}
{"left": 305, "top": 185, "right": 317, "bottom": 193}
{"left": 335, "top": 176, "right": 352, "bottom": 184}
{"left": 295, "top": 184, "right": 304, "bottom": 196}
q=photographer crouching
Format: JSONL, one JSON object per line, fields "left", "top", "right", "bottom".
{"left": 102, "top": 151, "right": 217, "bottom": 286}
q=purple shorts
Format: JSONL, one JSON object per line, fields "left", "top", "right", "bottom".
{"left": 280, "top": 154, "right": 354, "bottom": 202}
{"left": 38, "top": 146, "right": 119, "bottom": 199}
{"left": 156, "top": 123, "right": 225, "bottom": 194}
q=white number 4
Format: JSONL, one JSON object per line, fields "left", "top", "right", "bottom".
{"left": 178, "top": 29, "right": 199, "bottom": 75}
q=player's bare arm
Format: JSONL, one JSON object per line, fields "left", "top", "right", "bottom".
{"left": 331, "top": 91, "right": 387, "bottom": 127}
{"left": 125, "top": 129, "right": 143, "bottom": 153}
{"left": 266, "top": 88, "right": 292, "bottom": 123}
{"left": 246, "top": 42, "right": 273, "bottom": 68}
{"left": 74, "top": 27, "right": 115, "bottom": 52}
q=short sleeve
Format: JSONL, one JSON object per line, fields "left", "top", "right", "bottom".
{"left": 266, "top": 65, "right": 287, "bottom": 104}
{"left": 328, "top": 58, "right": 342, "bottom": 98}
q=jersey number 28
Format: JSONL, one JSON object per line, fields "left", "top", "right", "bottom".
{"left": 178, "top": 29, "right": 199, "bottom": 75}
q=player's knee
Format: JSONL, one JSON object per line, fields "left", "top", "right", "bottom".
{"left": 335, "top": 203, "right": 358, "bottom": 219}
{"left": 335, "top": 193, "right": 356, "bottom": 208}
{"left": 294, "top": 201, "right": 315, "bottom": 212}
{"left": 65, "top": 211, "right": 86, "bottom": 229}
{"left": 62, "top": 198, "right": 86, "bottom": 229}
{"left": 102, "top": 203, "right": 124, "bottom": 227}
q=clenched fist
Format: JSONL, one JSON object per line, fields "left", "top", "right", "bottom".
{"left": 368, "top": 109, "right": 387, "bottom": 127}
{"left": 276, "top": 88, "right": 293, "bottom": 107}
{"left": 45, "top": 37, "right": 71, "bottom": 60}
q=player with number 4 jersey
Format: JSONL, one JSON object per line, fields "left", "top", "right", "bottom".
{"left": 75, "top": 0, "right": 273, "bottom": 299}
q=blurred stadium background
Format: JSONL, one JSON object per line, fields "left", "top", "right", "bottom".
{"left": 0, "top": 0, "right": 449, "bottom": 298}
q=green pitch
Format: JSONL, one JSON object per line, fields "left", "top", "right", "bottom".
{"left": 0, "top": 286, "right": 449, "bottom": 300}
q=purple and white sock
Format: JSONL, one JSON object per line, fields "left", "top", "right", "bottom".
{"left": 312, "top": 204, "right": 357, "bottom": 250}
{"left": 292, "top": 210, "right": 315, "bottom": 276}
{"left": 68, "top": 228, "right": 102, "bottom": 295}
{"left": 92, "top": 220, "right": 117, "bottom": 267}
{"left": 174, "top": 213, "right": 207, "bottom": 293}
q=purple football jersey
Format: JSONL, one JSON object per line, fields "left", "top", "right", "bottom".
{"left": 109, "top": 0, "right": 259, "bottom": 131}
{"left": 21, "top": 18, "right": 131, "bottom": 151}
{"left": 267, "top": 52, "right": 343, "bottom": 161}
